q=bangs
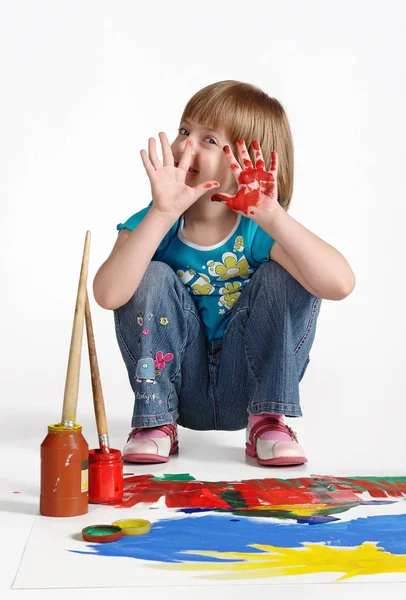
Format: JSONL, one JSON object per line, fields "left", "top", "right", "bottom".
{"left": 181, "top": 93, "right": 238, "bottom": 139}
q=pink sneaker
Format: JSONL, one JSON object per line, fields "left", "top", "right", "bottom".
{"left": 123, "top": 423, "right": 179, "bottom": 464}
{"left": 246, "top": 416, "right": 307, "bottom": 466}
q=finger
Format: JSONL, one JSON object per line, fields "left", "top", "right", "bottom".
{"left": 178, "top": 139, "right": 193, "bottom": 172}
{"left": 148, "top": 137, "right": 162, "bottom": 170}
{"left": 223, "top": 145, "right": 242, "bottom": 179}
{"left": 269, "top": 150, "right": 278, "bottom": 175}
{"left": 140, "top": 149, "right": 156, "bottom": 180}
{"left": 251, "top": 141, "right": 265, "bottom": 170}
{"left": 237, "top": 139, "right": 253, "bottom": 169}
{"left": 211, "top": 191, "right": 231, "bottom": 204}
{"left": 194, "top": 180, "right": 220, "bottom": 199}
{"left": 158, "top": 132, "right": 174, "bottom": 167}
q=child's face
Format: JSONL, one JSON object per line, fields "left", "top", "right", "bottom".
{"left": 170, "top": 119, "right": 238, "bottom": 198}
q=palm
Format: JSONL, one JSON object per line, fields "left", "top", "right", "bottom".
{"left": 212, "top": 140, "right": 279, "bottom": 218}
{"left": 141, "top": 133, "right": 219, "bottom": 219}
{"left": 150, "top": 166, "right": 204, "bottom": 215}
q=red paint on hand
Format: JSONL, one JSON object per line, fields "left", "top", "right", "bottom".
{"left": 213, "top": 141, "right": 278, "bottom": 217}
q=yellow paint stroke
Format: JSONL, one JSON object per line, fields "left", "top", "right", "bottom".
{"left": 249, "top": 503, "right": 333, "bottom": 516}
{"left": 152, "top": 543, "right": 406, "bottom": 582}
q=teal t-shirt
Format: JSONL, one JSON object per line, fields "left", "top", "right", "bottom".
{"left": 117, "top": 202, "right": 276, "bottom": 340}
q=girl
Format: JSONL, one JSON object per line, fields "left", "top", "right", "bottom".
{"left": 93, "top": 80, "right": 355, "bottom": 467}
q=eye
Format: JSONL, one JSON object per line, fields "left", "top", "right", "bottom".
{"left": 178, "top": 128, "right": 217, "bottom": 145}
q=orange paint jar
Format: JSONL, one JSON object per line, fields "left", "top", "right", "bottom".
{"left": 88, "top": 448, "right": 123, "bottom": 504}
{"left": 40, "top": 424, "right": 88, "bottom": 517}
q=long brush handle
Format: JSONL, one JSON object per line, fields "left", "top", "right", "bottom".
{"left": 85, "top": 290, "right": 110, "bottom": 452}
{"left": 61, "top": 231, "right": 91, "bottom": 426}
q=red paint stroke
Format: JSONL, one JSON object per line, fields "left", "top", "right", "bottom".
{"left": 116, "top": 475, "right": 406, "bottom": 510}
{"left": 12, "top": 491, "right": 21, "bottom": 494}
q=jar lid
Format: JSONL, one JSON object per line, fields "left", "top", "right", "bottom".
{"left": 111, "top": 519, "right": 151, "bottom": 536}
{"left": 82, "top": 524, "right": 122, "bottom": 543}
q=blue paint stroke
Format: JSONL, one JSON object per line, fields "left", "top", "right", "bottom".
{"left": 71, "top": 513, "right": 406, "bottom": 564}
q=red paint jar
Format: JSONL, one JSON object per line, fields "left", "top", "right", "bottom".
{"left": 88, "top": 448, "right": 123, "bottom": 504}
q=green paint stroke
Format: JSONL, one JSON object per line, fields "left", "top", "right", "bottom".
{"left": 151, "top": 474, "right": 196, "bottom": 482}
{"left": 220, "top": 489, "right": 249, "bottom": 510}
{"left": 83, "top": 526, "right": 120, "bottom": 536}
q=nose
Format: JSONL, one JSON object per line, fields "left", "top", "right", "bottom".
{"left": 174, "top": 138, "right": 197, "bottom": 163}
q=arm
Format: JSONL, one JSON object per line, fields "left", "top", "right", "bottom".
{"left": 93, "top": 208, "right": 176, "bottom": 310}
{"left": 269, "top": 242, "right": 321, "bottom": 298}
{"left": 210, "top": 140, "right": 355, "bottom": 301}
{"left": 260, "top": 205, "right": 356, "bottom": 301}
{"left": 94, "top": 131, "right": 222, "bottom": 310}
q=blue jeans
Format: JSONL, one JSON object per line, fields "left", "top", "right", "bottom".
{"left": 114, "top": 260, "right": 322, "bottom": 431}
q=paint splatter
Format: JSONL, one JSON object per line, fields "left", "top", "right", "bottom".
{"left": 72, "top": 513, "right": 406, "bottom": 581}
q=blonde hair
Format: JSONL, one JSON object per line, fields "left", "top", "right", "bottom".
{"left": 180, "top": 80, "right": 294, "bottom": 211}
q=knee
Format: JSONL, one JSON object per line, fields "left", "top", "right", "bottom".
{"left": 131, "top": 261, "right": 177, "bottom": 299}
{"left": 256, "top": 260, "right": 317, "bottom": 303}
{"left": 114, "top": 261, "right": 175, "bottom": 319}
{"left": 140, "top": 261, "right": 176, "bottom": 289}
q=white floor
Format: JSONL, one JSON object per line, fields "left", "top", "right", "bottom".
{"left": 2, "top": 409, "right": 406, "bottom": 599}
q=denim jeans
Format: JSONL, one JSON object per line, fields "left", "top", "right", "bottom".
{"left": 114, "top": 260, "right": 322, "bottom": 431}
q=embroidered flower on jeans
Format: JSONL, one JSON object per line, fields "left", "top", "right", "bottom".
{"left": 137, "top": 315, "right": 143, "bottom": 326}
{"left": 142, "top": 329, "right": 149, "bottom": 336}
{"left": 160, "top": 317, "right": 169, "bottom": 326}
{"left": 154, "top": 351, "right": 174, "bottom": 370}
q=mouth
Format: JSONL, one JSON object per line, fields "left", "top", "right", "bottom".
{"left": 175, "top": 161, "right": 198, "bottom": 173}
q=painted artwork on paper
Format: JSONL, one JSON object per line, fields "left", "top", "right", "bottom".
{"left": 73, "top": 474, "right": 406, "bottom": 582}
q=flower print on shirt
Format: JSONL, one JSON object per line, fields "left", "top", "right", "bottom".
{"left": 233, "top": 235, "right": 245, "bottom": 252}
{"left": 208, "top": 252, "right": 253, "bottom": 281}
{"left": 218, "top": 281, "right": 243, "bottom": 311}
{"left": 177, "top": 268, "right": 214, "bottom": 296}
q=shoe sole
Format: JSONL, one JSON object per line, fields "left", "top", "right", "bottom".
{"left": 245, "top": 442, "right": 307, "bottom": 466}
{"left": 123, "top": 443, "right": 179, "bottom": 464}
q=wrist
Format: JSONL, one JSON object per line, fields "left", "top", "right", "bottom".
{"left": 251, "top": 202, "right": 285, "bottom": 231}
{"left": 149, "top": 206, "right": 181, "bottom": 227}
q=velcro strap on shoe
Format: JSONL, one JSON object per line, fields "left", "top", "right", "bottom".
{"left": 250, "top": 417, "right": 298, "bottom": 445}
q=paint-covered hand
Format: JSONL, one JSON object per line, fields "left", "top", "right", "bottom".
{"left": 212, "top": 140, "right": 279, "bottom": 219}
{"left": 141, "top": 132, "right": 220, "bottom": 220}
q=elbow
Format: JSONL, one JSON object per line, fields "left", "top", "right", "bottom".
{"left": 94, "top": 294, "right": 123, "bottom": 311}
{"left": 93, "top": 278, "right": 119, "bottom": 311}
{"left": 92, "top": 280, "right": 133, "bottom": 311}
{"left": 335, "top": 273, "right": 356, "bottom": 301}
{"left": 93, "top": 291, "right": 115, "bottom": 311}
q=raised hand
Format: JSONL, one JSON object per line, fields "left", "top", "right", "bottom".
{"left": 212, "top": 139, "right": 279, "bottom": 218}
{"left": 140, "top": 132, "right": 220, "bottom": 220}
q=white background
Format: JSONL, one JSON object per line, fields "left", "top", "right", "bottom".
{"left": 1, "top": 0, "right": 406, "bottom": 598}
